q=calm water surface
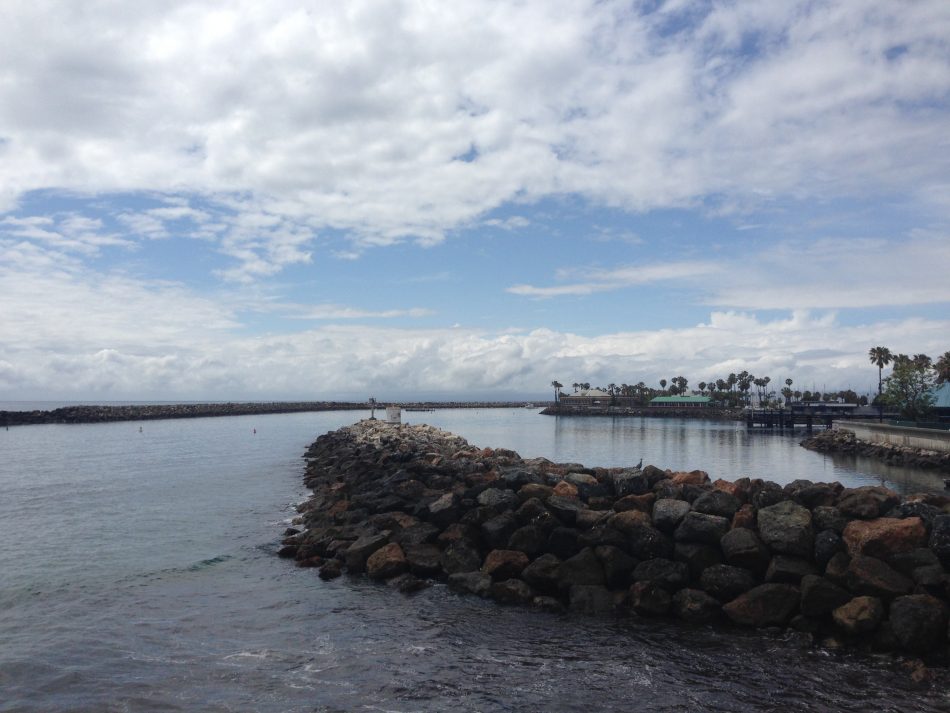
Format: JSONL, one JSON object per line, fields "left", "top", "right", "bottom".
{"left": 1, "top": 408, "right": 947, "bottom": 712}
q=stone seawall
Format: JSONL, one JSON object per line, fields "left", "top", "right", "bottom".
{"left": 803, "top": 428, "right": 950, "bottom": 473}
{"left": 282, "top": 420, "right": 950, "bottom": 661}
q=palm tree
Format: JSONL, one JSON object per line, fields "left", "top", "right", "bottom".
{"left": 868, "top": 346, "right": 893, "bottom": 399}
{"left": 698, "top": 381, "right": 706, "bottom": 394}
{"left": 551, "top": 381, "right": 563, "bottom": 404}
{"left": 659, "top": 379, "right": 667, "bottom": 392}
{"left": 936, "top": 351, "right": 950, "bottom": 384}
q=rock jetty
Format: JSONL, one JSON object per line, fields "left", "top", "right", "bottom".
{"left": 803, "top": 428, "right": 950, "bottom": 473}
{"left": 282, "top": 420, "right": 950, "bottom": 658}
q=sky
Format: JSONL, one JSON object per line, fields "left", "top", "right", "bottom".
{"left": 1, "top": 0, "right": 949, "bottom": 402}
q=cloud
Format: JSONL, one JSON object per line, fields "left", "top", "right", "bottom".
{"left": 0, "top": 0, "right": 946, "bottom": 259}
{"left": 290, "top": 304, "right": 434, "bottom": 320}
{"left": 508, "top": 260, "right": 722, "bottom": 297}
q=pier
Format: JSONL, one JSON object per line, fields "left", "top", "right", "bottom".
{"left": 745, "top": 403, "right": 897, "bottom": 430}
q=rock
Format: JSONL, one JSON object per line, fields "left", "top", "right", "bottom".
{"left": 558, "top": 547, "right": 606, "bottom": 590}
{"left": 595, "top": 545, "right": 639, "bottom": 589}
{"left": 887, "top": 501, "right": 943, "bottom": 532}
{"left": 477, "top": 487, "right": 519, "bottom": 511}
{"left": 613, "top": 493, "right": 656, "bottom": 514}
{"left": 812, "top": 506, "right": 847, "bottom": 534}
{"left": 629, "top": 581, "right": 672, "bottom": 616}
{"left": 929, "top": 514, "right": 950, "bottom": 567}
{"left": 405, "top": 544, "right": 442, "bottom": 576}
{"left": 546, "top": 526, "right": 581, "bottom": 559}
{"left": 627, "top": 522, "right": 674, "bottom": 560}
{"left": 757, "top": 501, "right": 814, "bottom": 557}
{"left": 578, "top": 525, "right": 629, "bottom": 551}
{"left": 889, "top": 595, "right": 949, "bottom": 653}
{"left": 566, "top": 472, "right": 608, "bottom": 500}
{"left": 521, "top": 553, "right": 562, "bottom": 593}
{"left": 277, "top": 544, "right": 298, "bottom": 559}
{"left": 448, "top": 571, "right": 492, "bottom": 597}
{"left": 575, "top": 509, "right": 610, "bottom": 530}
{"left": 888, "top": 548, "right": 941, "bottom": 576}
{"left": 318, "top": 559, "right": 342, "bottom": 580}
{"left": 751, "top": 481, "right": 785, "bottom": 509}
{"left": 723, "top": 584, "right": 800, "bottom": 627}
{"left": 792, "top": 482, "right": 839, "bottom": 509}
{"left": 652, "top": 498, "right": 692, "bottom": 533}
{"left": 653, "top": 480, "right": 683, "bottom": 500}
{"left": 490, "top": 578, "right": 536, "bottom": 605}
{"left": 700, "top": 564, "right": 758, "bottom": 602}
{"left": 393, "top": 522, "right": 439, "bottom": 548}
{"left": 842, "top": 517, "right": 927, "bottom": 559}
{"left": 671, "top": 470, "right": 709, "bottom": 486}
{"left": 832, "top": 596, "right": 884, "bottom": 635}
{"left": 836, "top": 486, "right": 900, "bottom": 520}
{"left": 481, "top": 512, "right": 520, "bottom": 550}
{"left": 720, "top": 528, "right": 770, "bottom": 573}
{"left": 611, "top": 469, "right": 651, "bottom": 497}
{"left": 482, "top": 549, "right": 529, "bottom": 581}
{"left": 608, "top": 509, "right": 654, "bottom": 534}
{"left": 343, "top": 533, "right": 390, "bottom": 572}
{"left": 674, "top": 542, "right": 722, "bottom": 580}
{"left": 692, "top": 490, "right": 741, "bottom": 520}
{"left": 799, "top": 575, "right": 852, "bottom": 617}
{"left": 631, "top": 558, "right": 689, "bottom": 592}
{"left": 674, "top": 511, "right": 730, "bottom": 546}
{"left": 642, "top": 464, "right": 668, "bottom": 486}
{"left": 765, "top": 555, "right": 817, "bottom": 584}
{"left": 426, "top": 492, "right": 460, "bottom": 529}
{"left": 814, "top": 530, "right": 845, "bottom": 570}
{"left": 532, "top": 596, "right": 564, "bottom": 613}
{"left": 672, "top": 589, "right": 721, "bottom": 623}
{"left": 569, "top": 584, "right": 615, "bottom": 614}
{"left": 553, "top": 481, "right": 579, "bottom": 499}
{"left": 507, "top": 524, "right": 548, "bottom": 556}
{"left": 731, "top": 504, "right": 756, "bottom": 530}
{"left": 824, "top": 551, "right": 851, "bottom": 586}
{"left": 518, "top": 483, "right": 554, "bottom": 502}
{"left": 387, "top": 572, "right": 430, "bottom": 594}
{"left": 441, "top": 540, "right": 482, "bottom": 574}
{"left": 546, "top": 495, "right": 585, "bottom": 525}
{"left": 366, "top": 543, "right": 408, "bottom": 580}
{"left": 845, "top": 555, "right": 913, "bottom": 599}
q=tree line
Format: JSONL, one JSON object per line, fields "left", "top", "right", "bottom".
{"left": 550, "top": 347, "right": 950, "bottom": 417}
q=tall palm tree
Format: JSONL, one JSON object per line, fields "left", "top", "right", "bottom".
{"left": 659, "top": 379, "right": 667, "bottom": 392}
{"left": 551, "top": 381, "right": 563, "bottom": 404}
{"left": 868, "top": 346, "right": 893, "bottom": 401}
{"left": 936, "top": 351, "right": 950, "bottom": 385}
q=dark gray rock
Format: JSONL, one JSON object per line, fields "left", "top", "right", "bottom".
{"left": 490, "top": 578, "right": 536, "bottom": 605}
{"left": 426, "top": 492, "right": 460, "bottom": 529}
{"left": 631, "top": 558, "right": 689, "bottom": 592}
{"left": 888, "top": 547, "right": 941, "bottom": 576}
{"left": 629, "top": 580, "right": 671, "bottom": 616}
{"left": 672, "top": 588, "right": 721, "bottom": 623}
{"left": 507, "top": 524, "right": 547, "bottom": 557}
{"left": 757, "top": 501, "right": 814, "bottom": 557}
{"left": 440, "top": 540, "right": 482, "bottom": 574}
{"left": 723, "top": 584, "right": 800, "bottom": 627}
{"left": 652, "top": 498, "right": 691, "bottom": 533}
{"left": 845, "top": 555, "right": 913, "bottom": 599}
{"left": 692, "top": 490, "right": 741, "bottom": 520}
{"left": 611, "top": 469, "right": 650, "bottom": 497}
{"left": 578, "top": 525, "right": 630, "bottom": 552}
{"left": 447, "top": 571, "right": 492, "bottom": 597}
{"left": 836, "top": 486, "right": 900, "bottom": 520}
{"left": 557, "top": 547, "right": 606, "bottom": 589}
{"left": 674, "top": 542, "right": 722, "bottom": 580}
{"left": 765, "top": 555, "right": 817, "bottom": 584}
{"left": 814, "top": 529, "right": 845, "bottom": 570}
{"left": 720, "top": 528, "right": 770, "bottom": 574}
{"left": 405, "top": 544, "right": 442, "bottom": 576}
{"left": 889, "top": 594, "right": 949, "bottom": 653}
{"left": 595, "top": 545, "right": 639, "bottom": 589}
{"left": 929, "top": 514, "right": 950, "bottom": 567}
{"left": 481, "top": 512, "right": 520, "bottom": 550}
{"left": 673, "top": 511, "right": 730, "bottom": 546}
{"left": 627, "top": 522, "right": 674, "bottom": 560}
{"left": 751, "top": 481, "right": 785, "bottom": 509}
{"left": 886, "top": 501, "right": 943, "bottom": 532}
{"left": 476, "top": 487, "right": 519, "bottom": 512}
{"left": 700, "top": 564, "right": 758, "bottom": 602}
{"left": 569, "top": 584, "right": 615, "bottom": 614}
{"left": 799, "top": 575, "right": 851, "bottom": 617}
{"left": 812, "top": 506, "right": 847, "bottom": 534}
{"left": 546, "top": 526, "right": 581, "bottom": 559}
{"left": 521, "top": 553, "right": 561, "bottom": 593}
{"left": 344, "top": 533, "right": 390, "bottom": 572}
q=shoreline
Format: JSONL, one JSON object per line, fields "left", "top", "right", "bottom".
{"left": 802, "top": 429, "right": 950, "bottom": 474}
{"left": 0, "top": 401, "right": 544, "bottom": 427}
{"left": 283, "top": 419, "right": 950, "bottom": 667}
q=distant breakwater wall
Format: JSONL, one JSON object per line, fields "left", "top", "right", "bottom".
{"left": 803, "top": 428, "right": 950, "bottom": 473}
{"left": 283, "top": 420, "right": 950, "bottom": 661}
{"left": 0, "top": 401, "right": 539, "bottom": 427}
{"left": 540, "top": 406, "right": 742, "bottom": 420}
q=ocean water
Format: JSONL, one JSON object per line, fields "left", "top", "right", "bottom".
{"left": 1, "top": 409, "right": 948, "bottom": 712}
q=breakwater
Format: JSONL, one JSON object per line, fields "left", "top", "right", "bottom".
{"left": 540, "top": 405, "right": 742, "bottom": 420}
{"left": 803, "top": 428, "right": 950, "bottom": 473}
{"left": 0, "top": 401, "right": 537, "bottom": 427}
{"left": 284, "top": 420, "right": 950, "bottom": 663}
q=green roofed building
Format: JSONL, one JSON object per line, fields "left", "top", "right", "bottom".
{"left": 649, "top": 395, "right": 713, "bottom": 408}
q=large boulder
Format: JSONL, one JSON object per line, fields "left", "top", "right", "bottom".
{"left": 720, "top": 528, "right": 770, "bottom": 573}
{"left": 674, "top": 542, "right": 722, "bottom": 580}
{"left": 557, "top": 547, "right": 606, "bottom": 589}
{"left": 765, "top": 555, "right": 817, "bottom": 584}
{"left": 447, "top": 571, "right": 492, "bottom": 597}
{"left": 692, "top": 490, "right": 741, "bottom": 520}
{"left": 845, "top": 555, "right": 913, "bottom": 599}
{"left": 490, "top": 578, "right": 536, "bottom": 605}
{"left": 812, "top": 506, "right": 847, "bottom": 534}
{"left": 568, "top": 584, "right": 615, "bottom": 614}
{"left": 723, "top": 584, "right": 800, "bottom": 627}
{"left": 652, "top": 498, "right": 691, "bottom": 533}
{"left": 440, "top": 540, "right": 482, "bottom": 574}
{"left": 481, "top": 512, "right": 520, "bottom": 550}
{"left": 405, "top": 544, "right": 442, "bottom": 576}
{"left": 631, "top": 558, "right": 689, "bottom": 592}
{"left": 674, "top": 511, "right": 730, "bottom": 546}
{"left": 627, "top": 522, "right": 674, "bottom": 560}
{"left": 610, "top": 469, "right": 651, "bottom": 497}
{"left": 929, "top": 514, "right": 950, "bottom": 567}
{"left": 700, "top": 564, "right": 758, "bottom": 602}
{"left": 836, "top": 486, "right": 900, "bottom": 520}
{"left": 426, "top": 492, "right": 460, "bottom": 529}
{"left": 343, "top": 533, "right": 390, "bottom": 572}
{"left": 481, "top": 549, "right": 529, "bottom": 581}
{"left": 672, "top": 588, "right": 721, "bottom": 623}
{"left": 595, "top": 545, "right": 639, "bottom": 589}
{"left": 842, "top": 517, "right": 926, "bottom": 559}
{"left": 521, "top": 553, "right": 561, "bottom": 593}
{"left": 608, "top": 509, "right": 654, "bottom": 534}
{"left": 546, "top": 526, "right": 581, "bottom": 559}
{"left": 629, "top": 581, "right": 672, "bottom": 616}
{"left": 757, "top": 501, "right": 814, "bottom": 557}
{"left": 366, "top": 543, "right": 408, "bottom": 580}
{"left": 799, "top": 575, "right": 852, "bottom": 617}
{"left": 888, "top": 595, "right": 949, "bottom": 653}
{"left": 507, "top": 524, "right": 547, "bottom": 556}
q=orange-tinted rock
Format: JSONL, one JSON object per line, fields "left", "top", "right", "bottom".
{"left": 553, "top": 480, "right": 579, "bottom": 499}
{"left": 671, "top": 470, "right": 709, "bottom": 486}
{"left": 731, "top": 504, "right": 756, "bottom": 529}
{"left": 607, "top": 509, "right": 654, "bottom": 534}
{"left": 842, "top": 517, "right": 927, "bottom": 559}
{"left": 481, "top": 549, "right": 529, "bottom": 580}
{"left": 832, "top": 595, "right": 883, "bottom": 634}
{"left": 366, "top": 543, "right": 408, "bottom": 580}
{"left": 613, "top": 493, "right": 656, "bottom": 513}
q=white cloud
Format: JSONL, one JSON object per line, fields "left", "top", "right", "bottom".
{"left": 290, "top": 304, "right": 434, "bottom": 320}
{"left": 508, "top": 260, "right": 722, "bottom": 297}
{"left": 0, "top": 0, "right": 946, "bottom": 257}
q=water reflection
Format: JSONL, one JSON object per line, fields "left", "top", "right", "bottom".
{"left": 403, "top": 410, "right": 947, "bottom": 495}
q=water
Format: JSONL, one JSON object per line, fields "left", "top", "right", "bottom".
{"left": 1, "top": 409, "right": 947, "bottom": 712}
